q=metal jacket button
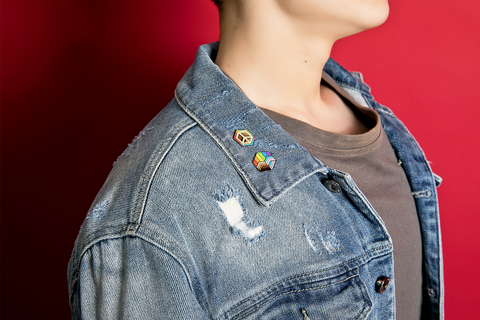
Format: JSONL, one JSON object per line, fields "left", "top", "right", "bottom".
{"left": 322, "top": 180, "right": 341, "bottom": 193}
{"left": 375, "top": 276, "right": 390, "bottom": 294}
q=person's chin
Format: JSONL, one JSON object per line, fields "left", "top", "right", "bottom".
{"left": 369, "top": 1, "right": 390, "bottom": 28}
{"left": 352, "top": 3, "right": 390, "bottom": 34}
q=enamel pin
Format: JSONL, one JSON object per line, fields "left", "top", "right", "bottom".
{"left": 234, "top": 130, "right": 254, "bottom": 146}
{"left": 253, "top": 152, "right": 275, "bottom": 171}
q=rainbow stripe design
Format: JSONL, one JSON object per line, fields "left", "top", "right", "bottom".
{"left": 253, "top": 152, "right": 275, "bottom": 171}
{"left": 234, "top": 130, "right": 254, "bottom": 146}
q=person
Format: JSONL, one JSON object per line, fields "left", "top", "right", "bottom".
{"left": 68, "top": 0, "right": 444, "bottom": 319}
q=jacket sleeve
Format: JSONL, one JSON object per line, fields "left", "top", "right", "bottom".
{"left": 70, "top": 236, "right": 209, "bottom": 320}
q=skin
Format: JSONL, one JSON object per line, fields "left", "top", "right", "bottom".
{"left": 214, "top": 0, "right": 390, "bottom": 134}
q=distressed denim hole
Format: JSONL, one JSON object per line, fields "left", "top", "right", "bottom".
{"left": 215, "top": 184, "right": 264, "bottom": 244}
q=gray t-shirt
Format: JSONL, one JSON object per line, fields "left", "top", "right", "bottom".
{"left": 261, "top": 74, "right": 423, "bottom": 320}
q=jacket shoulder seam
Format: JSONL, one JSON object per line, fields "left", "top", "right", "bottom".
{"left": 128, "top": 117, "right": 197, "bottom": 233}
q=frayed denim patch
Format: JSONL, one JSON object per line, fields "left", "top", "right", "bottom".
{"left": 114, "top": 126, "right": 155, "bottom": 166}
{"left": 215, "top": 105, "right": 257, "bottom": 131}
{"left": 86, "top": 186, "right": 118, "bottom": 221}
{"left": 412, "top": 189, "right": 432, "bottom": 198}
{"left": 303, "top": 223, "right": 341, "bottom": 254}
{"left": 214, "top": 184, "right": 264, "bottom": 244}
{"left": 87, "top": 199, "right": 109, "bottom": 221}
{"left": 253, "top": 139, "right": 301, "bottom": 150}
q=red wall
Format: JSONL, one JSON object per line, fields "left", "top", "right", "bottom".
{"left": 1, "top": 0, "right": 478, "bottom": 318}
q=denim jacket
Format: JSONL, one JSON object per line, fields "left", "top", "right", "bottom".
{"left": 68, "top": 42, "right": 443, "bottom": 319}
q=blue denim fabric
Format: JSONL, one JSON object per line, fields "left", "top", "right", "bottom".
{"left": 68, "top": 42, "right": 443, "bottom": 319}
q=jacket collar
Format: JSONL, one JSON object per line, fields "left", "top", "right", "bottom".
{"left": 175, "top": 42, "right": 370, "bottom": 206}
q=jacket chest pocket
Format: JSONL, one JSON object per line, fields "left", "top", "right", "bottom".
{"left": 223, "top": 269, "right": 372, "bottom": 320}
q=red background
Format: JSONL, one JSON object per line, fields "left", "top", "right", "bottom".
{"left": 1, "top": 0, "right": 479, "bottom": 318}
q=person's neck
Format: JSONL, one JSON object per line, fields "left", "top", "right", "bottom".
{"left": 214, "top": 3, "right": 369, "bottom": 135}
{"left": 215, "top": 5, "right": 332, "bottom": 117}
